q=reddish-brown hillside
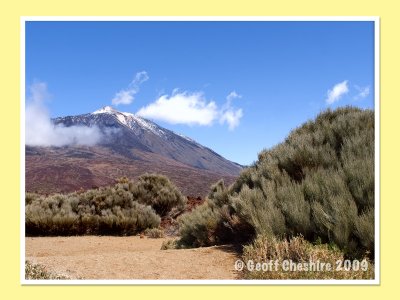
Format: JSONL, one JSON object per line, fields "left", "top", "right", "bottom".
{"left": 26, "top": 146, "right": 237, "bottom": 197}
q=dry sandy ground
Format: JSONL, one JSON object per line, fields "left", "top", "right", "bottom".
{"left": 25, "top": 236, "right": 241, "bottom": 280}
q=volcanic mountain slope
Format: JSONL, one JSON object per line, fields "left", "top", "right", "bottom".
{"left": 54, "top": 106, "right": 242, "bottom": 174}
{"left": 26, "top": 106, "right": 242, "bottom": 196}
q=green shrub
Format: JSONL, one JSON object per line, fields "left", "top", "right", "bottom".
{"left": 25, "top": 173, "right": 188, "bottom": 236}
{"left": 26, "top": 184, "right": 160, "bottom": 236}
{"left": 177, "top": 202, "right": 220, "bottom": 247}
{"left": 208, "top": 179, "right": 230, "bottom": 207}
{"left": 177, "top": 177, "right": 257, "bottom": 248}
{"left": 130, "top": 173, "right": 186, "bottom": 216}
{"left": 231, "top": 184, "right": 286, "bottom": 237}
{"left": 177, "top": 107, "right": 374, "bottom": 258}
{"left": 354, "top": 207, "right": 374, "bottom": 252}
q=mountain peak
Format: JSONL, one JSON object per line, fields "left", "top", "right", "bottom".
{"left": 93, "top": 106, "right": 118, "bottom": 114}
{"left": 91, "top": 105, "right": 164, "bottom": 136}
{"left": 49, "top": 109, "right": 242, "bottom": 182}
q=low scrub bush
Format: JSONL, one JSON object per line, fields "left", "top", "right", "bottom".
{"left": 144, "top": 227, "right": 165, "bottom": 238}
{"left": 130, "top": 173, "right": 186, "bottom": 216}
{"left": 160, "top": 239, "right": 179, "bottom": 250}
{"left": 26, "top": 182, "right": 165, "bottom": 236}
{"left": 25, "top": 192, "right": 40, "bottom": 205}
{"left": 178, "top": 202, "right": 220, "bottom": 247}
{"left": 177, "top": 182, "right": 255, "bottom": 248}
{"left": 25, "top": 261, "right": 70, "bottom": 279}
{"left": 26, "top": 173, "right": 187, "bottom": 236}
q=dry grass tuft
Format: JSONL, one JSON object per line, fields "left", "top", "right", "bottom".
{"left": 144, "top": 227, "right": 165, "bottom": 238}
{"left": 242, "top": 235, "right": 374, "bottom": 279}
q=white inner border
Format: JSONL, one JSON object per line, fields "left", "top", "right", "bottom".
{"left": 20, "top": 16, "right": 380, "bottom": 286}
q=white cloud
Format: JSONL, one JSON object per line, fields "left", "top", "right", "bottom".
{"left": 226, "top": 91, "right": 242, "bottom": 103}
{"left": 134, "top": 71, "right": 150, "bottom": 85}
{"left": 220, "top": 108, "right": 243, "bottom": 130}
{"left": 111, "top": 90, "right": 134, "bottom": 106}
{"left": 111, "top": 71, "right": 149, "bottom": 106}
{"left": 25, "top": 82, "right": 103, "bottom": 147}
{"left": 220, "top": 91, "right": 243, "bottom": 130}
{"left": 137, "top": 91, "right": 218, "bottom": 126}
{"left": 354, "top": 85, "right": 370, "bottom": 100}
{"left": 325, "top": 80, "right": 349, "bottom": 105}
{"left": 137, "top": 90, "right": 244, "bottom": 130}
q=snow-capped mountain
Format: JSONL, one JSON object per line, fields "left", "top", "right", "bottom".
{"left": 51, "top": 106, "right": 242, "bottom": 176}
{"left": 26, "top": 106, "right": 242, "bottom": 196}
{"left": 91, "top": 106, "right": 169, "bottom": 138}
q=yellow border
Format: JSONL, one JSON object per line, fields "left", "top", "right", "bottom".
{"left": 1, "top": 0, "right": 397, "bottom": 298}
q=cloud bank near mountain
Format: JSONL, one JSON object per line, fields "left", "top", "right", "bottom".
{"left": 25, "top": 82, "right": 102, "bottom": 147}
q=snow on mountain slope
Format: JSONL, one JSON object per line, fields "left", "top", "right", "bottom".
{"left": 51, "top": 106, "right": 242, "bottom": 176}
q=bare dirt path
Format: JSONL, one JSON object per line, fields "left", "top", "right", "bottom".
{"left": 25, "top": 236, "right": 241, "bottom": 280}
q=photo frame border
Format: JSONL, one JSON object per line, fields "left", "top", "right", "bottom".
{"left": 20, "top": 16, "right": 380, "bottom": 285}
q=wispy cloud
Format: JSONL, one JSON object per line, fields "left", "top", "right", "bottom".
{"left": 354, "top": 85, "right": 370, "bottom": 100}
{"left": 137, "top": 90, "right": 244, "bottom": 130}
{"left": 137, "top": 91, "right": 218, "bottom": 126}
{"left": 226, "top": 91, "right": 242, "bottom": 103}
{"left": 220, "top": 91, "right": 243, "bottom": 130}
{"left": 325, "top": 80, "right": 349, "bottom": 105}
{"left": 26, "top": 82, "right": 102, "bottom": 147}
{"left": 111, "top": 71, "right": 149, "bottom": 106}
{"left": 220, "top": 109, "right": 243, "bottom": 131}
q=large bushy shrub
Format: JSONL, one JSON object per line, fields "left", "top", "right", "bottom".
{"left": 130, "top": 173, "right": 186, "bottom": 216}
{"left": 178, "top": 107, "right": 374, "bottom": 258}
{"left": 178, "top": 202, "right": 220, "bottom": 247}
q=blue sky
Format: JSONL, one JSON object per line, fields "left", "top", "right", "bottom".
{"left": 26, "top": 21, "right": 375, "bottom": 165}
